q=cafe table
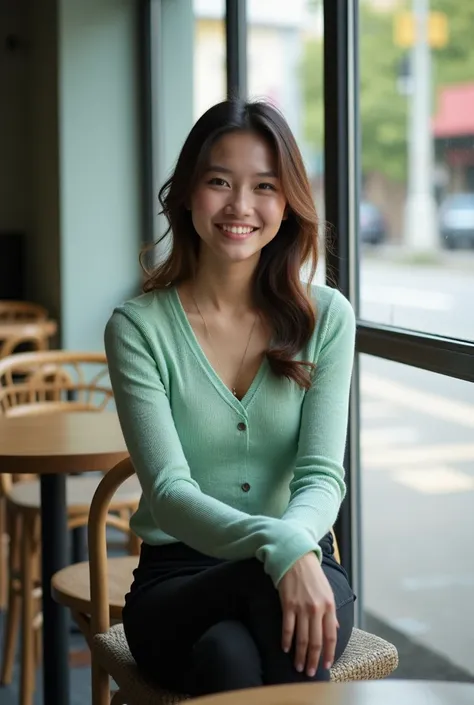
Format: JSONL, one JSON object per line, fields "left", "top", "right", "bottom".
{"left": 0, "top": 411, "right": 127, "bottom": 705}
{"left": 185, "top": 680, "right": 474, "bottom": 705}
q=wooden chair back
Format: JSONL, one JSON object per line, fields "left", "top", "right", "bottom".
{"left": 0, "top": 300, "right": 48, "bottom": 322}
{"left": 0, "top": 321, "right": 56, "bottom": 359}
{"left": 0, "top": 350, "right": 113, "bottom": 497}
{"left": 0, "top": 350, "right": 112, "bottom": 417}
{"left": 88, "top": 457, "right": 136, "bottom": 637}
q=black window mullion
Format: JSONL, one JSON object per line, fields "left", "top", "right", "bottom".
{"left": 357, "top": 323, "right": 474, "bottom": 382}
{"left": 323, "top": 0, "right": 361, "bottom": 601}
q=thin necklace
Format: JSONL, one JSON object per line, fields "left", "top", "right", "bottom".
{"left": 190, "top": 290, "right": 258, "bottom": 398}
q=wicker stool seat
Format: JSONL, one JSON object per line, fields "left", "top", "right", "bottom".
{"left": 93, "top": 624, "right": 399, "bottom": 705}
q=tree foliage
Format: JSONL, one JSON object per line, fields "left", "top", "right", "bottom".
{"left": 301, "top": 0, "right": 474, "bottom": 182}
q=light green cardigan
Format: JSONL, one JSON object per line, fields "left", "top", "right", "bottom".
{"left": 104, "top": 284, "right": 355, "bottom": 586}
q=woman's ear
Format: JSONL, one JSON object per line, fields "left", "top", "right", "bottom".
{"left": 282, "top": 206, "right": 289, "bottom": 221}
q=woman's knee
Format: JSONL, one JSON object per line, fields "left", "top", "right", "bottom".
{"left": 190, "top": 620, "right": 263, "bottom": 694}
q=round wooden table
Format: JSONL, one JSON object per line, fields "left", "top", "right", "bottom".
{"left": 186, "top": 680, "right": 474, "bottom": 705}
{"left": 0, "top": 412, "right": 127, "bottom": 705}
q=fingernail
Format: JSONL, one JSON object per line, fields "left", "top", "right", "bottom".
{"left": 324, "top": 661, "right": 332, "bottom": 670}
{"left": 296, "top": 663, "right": 304, "bottom": 673}
{"left": 307, "top": 668, "right": 316, "bottom": 677}
{"left": 283, "top": 646, "right": 289, "bottom": 653}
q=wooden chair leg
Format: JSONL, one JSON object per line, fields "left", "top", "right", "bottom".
{"left": 20, "top": 513, "right": 37, "bottom": 705}
{"left": 0, "top": 510, "right": 22, "bottom": 685}
{"left": 34, "top": 623, "right": 42, "bottom": 668}
{"left": 91, "top": 657, "right": 111, "bottom": 705}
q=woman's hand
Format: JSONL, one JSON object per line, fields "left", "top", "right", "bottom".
{"left": 278, "top": 552, "right": 338, "bottom": 677}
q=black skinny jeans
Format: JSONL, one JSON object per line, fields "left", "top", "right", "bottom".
{"left": 122, "top": 533, "right": 355, "bottom": 696}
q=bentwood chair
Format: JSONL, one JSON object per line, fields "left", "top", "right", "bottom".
{"left": 52, "top": 457, "right": 399, "bottom": 705}
{"left": 0, "top": 301, "right": 48, "bottom": 323}
{"left": 0, "top": 301, "right": 52, "bottom": 608}
{"left": 0, "top": 351, "right": 141, "bottom": 705}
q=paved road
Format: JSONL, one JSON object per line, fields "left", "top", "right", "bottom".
{"left": 359, "top": 254, "right": 474, "bottom": 676}
{"left": 360, "top": 251, "right": 474, "bottom": 341}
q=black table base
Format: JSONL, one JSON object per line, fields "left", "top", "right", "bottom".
{"left": 40, "top": 474, "right": 70, "bottom": 705}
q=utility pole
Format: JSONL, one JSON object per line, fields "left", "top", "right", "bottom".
{"left": 404, "top": 0, "right": 439, "bottom": 251}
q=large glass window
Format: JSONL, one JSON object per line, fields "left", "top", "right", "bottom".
{"left": 360, "top": 354, "right": 474, "bottom": 678}
{"left": 359, "top": 1, "right": 474, "bottom": 339}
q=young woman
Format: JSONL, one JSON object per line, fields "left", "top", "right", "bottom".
{"left": 105, "top": 99, "right": 356, "bottom": 696}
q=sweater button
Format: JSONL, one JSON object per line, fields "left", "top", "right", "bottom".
{"left": 237, "top": 422, "right": 246, "bottom": 432}
{"left": 241, "top": 483, "right": 251, "bottom": 492}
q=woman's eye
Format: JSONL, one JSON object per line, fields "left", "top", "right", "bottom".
{"left": 208, "top": 177, "right": 229, "bottom": 187}
{"left": 257, "top": 182, "right": 276, "bottom": 191}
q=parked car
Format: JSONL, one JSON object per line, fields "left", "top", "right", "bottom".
{"left": 439, "top": 192, "right": 474, "bottom": 249}
{"left": 359, "top": 201, "right": 386, "bottom": 244}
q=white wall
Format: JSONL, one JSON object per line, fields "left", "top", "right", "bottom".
{"left": 58, "top": 0, "right": 142, "bottom": 350}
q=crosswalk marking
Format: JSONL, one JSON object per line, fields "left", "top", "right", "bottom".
{"left": 360, "top": 400, "right": 400, "bottom": 421}
{"left": 361, "top": 373, "right": 474, "bottom": 430}
{"left": 361, "top": 426, "right": 419, "bottom": 448}
{"left": 363, "top": 442, "right": 474, "bottom": 469}
{"left": 402, "top": 574, "right": 474, "bottom": 591}
{"left": 393, "top": 465, "right": 474, "bottom": 494}
{"left": 387, "top": 617, "right": 429, "bottom": 636}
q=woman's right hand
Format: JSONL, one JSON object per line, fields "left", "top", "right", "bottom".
{"left": 278, "top": 552, "right": 338, "bottom": 677}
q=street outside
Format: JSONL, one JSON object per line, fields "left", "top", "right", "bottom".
{"left": 359, "top": 249, "right": 474, "bottom": 676}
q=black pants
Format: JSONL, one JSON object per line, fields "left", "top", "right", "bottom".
{"left": 122, "top": 533, "right": 355, "bottom": 696}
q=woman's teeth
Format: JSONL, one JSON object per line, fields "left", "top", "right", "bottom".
{"left": 220, "top": 225, "right": 255, "bottom": 235}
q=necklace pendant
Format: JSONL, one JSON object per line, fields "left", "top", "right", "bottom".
{"left": 232, "top": 387, "right": 238, "bottom": 397}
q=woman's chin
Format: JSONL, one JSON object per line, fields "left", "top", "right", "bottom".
{"left": 202, "top": 240, "right": 262, "bottom": 265}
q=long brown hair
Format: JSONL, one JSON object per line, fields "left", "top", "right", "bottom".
{"left": 142, "top": 99, "right": 319, "bottom": 389}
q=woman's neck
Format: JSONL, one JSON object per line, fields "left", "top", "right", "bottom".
{"left": 190, "top": 259, "right": 257, "bottom": 315}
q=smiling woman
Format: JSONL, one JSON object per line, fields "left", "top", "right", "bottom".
{"left": 143, "top": 100, "right": 321, "bottom": 389}
{"left": 191, "top": 132, "right": 287, "bottom": 258}
{"left": 104, "top": 99, "right": 356, "bottom": 696}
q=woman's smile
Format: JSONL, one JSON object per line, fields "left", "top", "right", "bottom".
{"left": 215, "top": 222, "right": 260, "bottom": 241}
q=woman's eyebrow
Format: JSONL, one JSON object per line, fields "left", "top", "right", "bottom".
{"left": 205, "top": 165, "right": 277, "bottom": 178}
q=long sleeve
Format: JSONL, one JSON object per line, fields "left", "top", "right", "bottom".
{"left": 281, "top": 290, "right": 355, "bottom": 547}
{"left": 104, "top": 308, "right": 320, "bottom": 586}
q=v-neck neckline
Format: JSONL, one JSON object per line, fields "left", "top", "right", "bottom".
{"left": 169, "top": 287, "right": 268, "bottom": 410}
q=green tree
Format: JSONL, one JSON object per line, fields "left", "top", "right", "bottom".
{"left": 431, "top": 0, "right": 474, "bottom": 86}
{"left": 301, "top": 1, "right": 474, "bottom": 183}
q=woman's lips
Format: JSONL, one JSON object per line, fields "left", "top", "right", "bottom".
{"left": 215, "top": 224, "right": 259, "bottom": 240}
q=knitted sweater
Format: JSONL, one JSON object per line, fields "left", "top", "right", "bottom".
{"left": 104, "top": 284, "right": 355, "bottom": 586}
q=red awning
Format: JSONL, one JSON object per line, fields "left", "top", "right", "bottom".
{"left": 432, "top": 83, "right": 474, "bottom": 138}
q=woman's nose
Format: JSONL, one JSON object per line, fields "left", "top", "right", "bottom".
{"left": 225, "top": 189, "right": 253, "bottom": 217}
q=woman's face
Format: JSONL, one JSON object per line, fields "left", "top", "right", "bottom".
{"left": 190, "top": 131, "right": 287, "bottom": 266}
